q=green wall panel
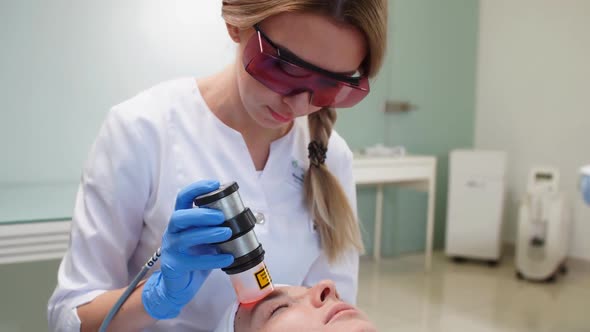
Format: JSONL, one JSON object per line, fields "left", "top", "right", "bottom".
{"left": 337, "top": 0, "right": 479, "bottom": 256}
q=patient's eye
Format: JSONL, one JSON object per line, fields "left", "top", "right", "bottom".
{"left": 270, "top": 303, "right": 290, "bottom": 317}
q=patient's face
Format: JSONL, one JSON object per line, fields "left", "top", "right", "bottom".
{"left": 234, "top": 280, "right": 377, "bottom": 332}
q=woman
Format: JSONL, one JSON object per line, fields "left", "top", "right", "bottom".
{"left": 48, "top": 1, "right": 387, "bottom": 331}
{"left": 214, "top": 280, "right": 377, "bottom": 332}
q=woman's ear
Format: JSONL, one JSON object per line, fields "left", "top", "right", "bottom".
{"left": 226, "top": 23, "right": 241, "bottom": 43}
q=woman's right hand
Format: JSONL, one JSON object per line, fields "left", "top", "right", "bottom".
{"left": 142, "top": 180, "right": 234, "bottom": 320}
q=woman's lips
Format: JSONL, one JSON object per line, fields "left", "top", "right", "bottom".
{"left": 268, "top": 107, "right": 292, "bottom": 123}
{"left": 326, "top": 303, "right": 359, "bottom": 324}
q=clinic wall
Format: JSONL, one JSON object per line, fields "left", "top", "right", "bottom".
{"left": 474, "top": 0, "right": 590, "bottom": 260}
{"left": 337, "top": 0, "right": 479, "bottom": 255}
{"left": 0, "top": 260, "right": 60, "bottom": 331}
{"left": 0, "top": 1, "right": 234, "bottom": 183}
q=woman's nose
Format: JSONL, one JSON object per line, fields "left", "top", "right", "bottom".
{"left": 309, "top": 280, "right": 339, "bottom": 307}
{"left": 282, "top": 91, "right": 317, "bottom": 116}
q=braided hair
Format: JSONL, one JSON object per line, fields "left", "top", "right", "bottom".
{"left": 304, "top": 108, "right": 363, "bottom": 261}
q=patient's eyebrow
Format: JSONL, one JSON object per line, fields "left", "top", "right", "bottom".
{"left": 251, "top": 289, "right": 289, "bottom": 319}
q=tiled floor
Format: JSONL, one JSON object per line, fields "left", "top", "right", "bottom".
{"left": 357, "top": 253, "right": 590, "bottom": 332}
{"left": 1, "top": 253, "right": 588, "bottom": 331}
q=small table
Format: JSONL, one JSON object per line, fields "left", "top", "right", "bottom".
{"left": 352, "top": 155, "right": 437, "bottom": 271}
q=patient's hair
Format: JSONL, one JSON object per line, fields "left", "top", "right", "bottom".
{"left": 222, "top": 0, "right": 387, "bottom": 262}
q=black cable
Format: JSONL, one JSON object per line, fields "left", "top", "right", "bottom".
{"left": 98, "top": 248, "right": 161, "bottom": 332}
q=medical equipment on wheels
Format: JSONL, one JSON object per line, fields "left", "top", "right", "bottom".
{"left": 445, "top": 150, "right": 507, "bottom": 265}
{"left": 516, "top": 167, "right": 570, "bottom": 282}
{"left": 99, "top": 181, "right": 273, "bottom": 331}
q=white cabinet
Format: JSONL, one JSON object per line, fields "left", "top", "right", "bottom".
{"left": 445, "top": 150, "right": 507, "bottom": 261}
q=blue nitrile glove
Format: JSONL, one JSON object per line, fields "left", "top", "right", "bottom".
{"left": 142, "top": 180, "right": 234, "bottom": 320}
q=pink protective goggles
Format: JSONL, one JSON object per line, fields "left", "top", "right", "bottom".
{"left": 242, "top": 24, "right": 370, "bottom": 108}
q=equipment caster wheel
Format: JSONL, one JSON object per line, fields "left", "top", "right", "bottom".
{"left": 487, "top": 260, "right": 499, "bottom": 267}
{"left": 560, "top": 265, "right": 568, "bottom": 275}
{"left": 516, "top": 271, "right": 524, "bottom": 280}
{"left": 452, "top": 257, "right": 467, "bottom": 264}
{"left": 545, "top": 275, "right": 557, "bottom": 283}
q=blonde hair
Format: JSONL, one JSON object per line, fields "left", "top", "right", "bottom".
{"left": 222, "top": 0, "right": 387, "bottom": 262}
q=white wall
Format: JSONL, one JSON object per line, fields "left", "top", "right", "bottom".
{"left": 0, "top": 1, "right": 234, "bottom": 183}
{"left": 475, "top": 0, "right": 590, "bottom": 260}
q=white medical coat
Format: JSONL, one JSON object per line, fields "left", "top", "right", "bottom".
{"left": 47, "top": 78, "right": 359, "bottom": 331}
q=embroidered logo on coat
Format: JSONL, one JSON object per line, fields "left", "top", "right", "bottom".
{"left": 290, "top": 159, "right": 306, "bottom": 187}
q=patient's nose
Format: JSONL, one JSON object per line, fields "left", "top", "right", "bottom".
{"left": 310, "top": 280, "right": 338, "bottom": 307}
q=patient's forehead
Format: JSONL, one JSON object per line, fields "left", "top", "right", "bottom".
{"left": 246, "top": 285, "right": 308, "bottom": 307}
{"left": 234, "top": 285, "right": 308, "bottom": 330}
